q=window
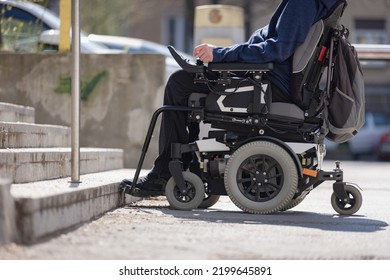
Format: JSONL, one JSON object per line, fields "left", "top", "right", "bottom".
{"left": 354, "top": 19, "right": 388, "bottom": 68}
{"left": 162, "top": 15, "right": 185, "bottom": 52}
{"left": 167, "top": 17, "right": 176, "bottom": 47}
{"left": 355, "top": 19, "right": 387, "bottom": 44}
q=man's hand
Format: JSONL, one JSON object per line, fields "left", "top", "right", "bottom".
{"left": 193, "top": 43, "right": 214, "bottom": 63}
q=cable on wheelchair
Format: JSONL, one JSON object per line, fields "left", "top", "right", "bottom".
{"left": 262, "top": 120, "right": 299, "bottom": 136}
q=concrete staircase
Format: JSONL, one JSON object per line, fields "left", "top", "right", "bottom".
{"left": 0, "top": 102, "right": 135, "bottom": 244}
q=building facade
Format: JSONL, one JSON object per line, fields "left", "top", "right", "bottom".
{"left": 125, "top": 0, "right": 390, "bottom": 114}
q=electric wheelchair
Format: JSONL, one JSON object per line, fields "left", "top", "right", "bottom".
{"left": 128, "top": 0, "right": 363, "bottom": 215}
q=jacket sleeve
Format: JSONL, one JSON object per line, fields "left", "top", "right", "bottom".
{"left": 212, "top": 0, "right": 320, "bottom": 64}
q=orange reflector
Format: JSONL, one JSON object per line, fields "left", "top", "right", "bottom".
{"left": 302, "top": 168, "right": 318, "bottom": 177}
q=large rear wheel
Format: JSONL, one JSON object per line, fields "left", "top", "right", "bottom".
{"left": 224, "top": 141, "right": 298, "bottom": 214}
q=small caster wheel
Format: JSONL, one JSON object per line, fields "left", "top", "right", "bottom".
{"left": 331, "top": 183, "right": 362, "bottom": 215}
{"left": 165, "top": 171, "right": 205, "bottom": 210}
{"left": 198, "top": 194, "right": 220, "bottom": 209}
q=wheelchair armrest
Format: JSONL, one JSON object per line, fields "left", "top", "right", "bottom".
{"left": 207, "top": 62, "right": 274, "bottom": 72}
{"left": 168, "top": 45, "right": 273, "bottom": 74}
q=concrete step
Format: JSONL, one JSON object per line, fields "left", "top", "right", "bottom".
{"left": 0, "top": 102, "right": 35, "bottom": 124}
{"left": 0, "top": 147, "right": 124, "bottom": 183}
{"left": 0, "top": 121, "right": 70, "bottom": 148}
{"left": 2, "top": 169, "right": 143, "bottom": 244}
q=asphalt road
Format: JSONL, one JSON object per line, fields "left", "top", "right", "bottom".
{"left": 0, "top": 160, "right": 389, "bottom": 260}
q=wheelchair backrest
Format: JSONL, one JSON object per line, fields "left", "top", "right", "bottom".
{"left": 291, "top": 0, "right": 347, "bottom": 110}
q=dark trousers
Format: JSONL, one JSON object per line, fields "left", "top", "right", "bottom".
{"left": 152, "top": 70, "right": 208, "bottom": 177}
{"left": 151, "top": 70, "right": 290, "bottom": 178}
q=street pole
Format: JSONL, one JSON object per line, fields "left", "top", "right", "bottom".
{"left": 71, "top": 0, "right": 80, "bottom": 183}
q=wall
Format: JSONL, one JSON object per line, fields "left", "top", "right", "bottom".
{"left": 0, "top": 52, "right": 165, "bottom": 169}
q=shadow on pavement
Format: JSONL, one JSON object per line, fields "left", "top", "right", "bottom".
{"left": 126, "top": 203, "right": 388, "bottom": 233}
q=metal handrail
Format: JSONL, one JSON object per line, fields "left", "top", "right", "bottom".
{"left": 71, "top": 0, "right": 80, "bottom": 183}
{"left": 354, "top": 44, "right": 390, "bottom": 60}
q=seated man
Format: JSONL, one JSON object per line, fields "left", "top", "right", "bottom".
{"left": 121, "top": 0, "right": 339, "bottom": 197}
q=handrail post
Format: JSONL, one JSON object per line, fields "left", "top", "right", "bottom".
{"left": 71, "top": 0, "right": 80, "bottom": 183}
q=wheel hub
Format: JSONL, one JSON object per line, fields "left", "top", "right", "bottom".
{"left": 253, "top": 170, "right": 268, "bottom": 185}
{"left": 237, "top": 154, "right": 284, "bottom": 202}
{"left": 174, "top": 184, "right": 195, "bottom": 202}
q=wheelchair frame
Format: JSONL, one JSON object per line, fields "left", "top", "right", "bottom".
{"left": 127, "top": 0, "right": 363, "bottom": 215}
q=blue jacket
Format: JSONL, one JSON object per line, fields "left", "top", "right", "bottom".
{"left": 212, "top": 0, "right": 340, "bottom": 97}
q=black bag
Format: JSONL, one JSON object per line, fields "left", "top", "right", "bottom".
{"left": 325, "top": 26, "right": 365, "bottom": 143}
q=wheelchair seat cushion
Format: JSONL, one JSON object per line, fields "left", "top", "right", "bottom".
{"left": 188, "top": 93, "right": 305, "bottom": 123}
{"left": 268, "top": 102, "right": 304, "bottom": 121}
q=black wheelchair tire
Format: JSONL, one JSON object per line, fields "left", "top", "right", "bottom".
{"left": 224, "top": 140, "right": 298, "bottom": 214}
{"left": 331, "top": 183, "right": 362, "bottom": 215}
{"left": 198, "top": 195, "right": 220, "bottom": 209}
{"left": 165, "top": 171, "right": 205, "bottom": 210}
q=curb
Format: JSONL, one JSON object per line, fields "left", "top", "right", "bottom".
{"left": 6, "top": 169, "right": 143, "bottom": 244}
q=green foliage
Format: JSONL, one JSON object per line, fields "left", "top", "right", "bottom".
{"left": 80, "top": 0, "right": 166, "bottom": 35}
{"left": 80, "top": 0, "right": 136, "bottom": 35}
{"left": 26, "top": 0, "right": 50, "bottom": 6}
{"left": 55, "top": 70, "right": 108, "bottom": 101}
{"left": 0, "top": 0, "right": 49, "bottom": 51}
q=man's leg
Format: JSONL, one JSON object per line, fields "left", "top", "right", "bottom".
{"left": 121, "top": 70, "right": 210, "bottom": 196}
{"left": 153, "top": 70, "right": 209, "bottom": 177}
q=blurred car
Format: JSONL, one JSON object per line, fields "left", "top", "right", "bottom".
{"left": 0, "top": 0, "right": 118, "bottom": 53}
{"left": 377, "top": 132, "right": 390, "bottom": 160}
{"left": 38, "top": 29, "right": 121, "bottom": 54}
{"left": 87, "top": 34, "right": 193, "bottom": 79}
{"left": 1, "top": 0, "right": 182, "bottom": 85}
{"left": 349, "top": 112, "right": 390, "bottom": 159}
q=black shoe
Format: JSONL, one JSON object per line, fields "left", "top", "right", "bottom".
{"left": 120, "top": 172, "right": 166, "bottom": 197}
